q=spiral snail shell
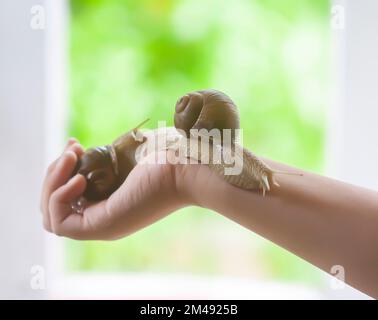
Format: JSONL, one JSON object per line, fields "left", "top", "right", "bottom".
{"left": 174, "top": 89, "right": 240, "bottom": 141}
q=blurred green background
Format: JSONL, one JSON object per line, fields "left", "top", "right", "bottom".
{"left": 67, "top": 0, "right": 330, "bottom": 284}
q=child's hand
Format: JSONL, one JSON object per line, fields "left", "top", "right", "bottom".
{"left": 40, "top": 139, "right": 197, "bottom": 240}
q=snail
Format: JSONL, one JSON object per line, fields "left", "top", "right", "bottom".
{"left": 173, "top": 89, "right": 302, "bottom": 196}
{"left": 73, "top": 119, "right": 149, "bottom": 201}
{"left": 72, "top": 89, "right": 302, "bottom": 205}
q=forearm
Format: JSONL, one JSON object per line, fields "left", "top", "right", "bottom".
{"left": 183, "top": 160, "right": 378, "bottom": 298}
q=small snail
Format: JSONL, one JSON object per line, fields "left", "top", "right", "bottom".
{"left": 73, "top": 119, "right": 148, "bottom": 201}
{"left": 73, "top": 89, "right": 302, "bottom": 204}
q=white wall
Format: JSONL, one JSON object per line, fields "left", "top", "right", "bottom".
{"left": 0, "top": 0, "right": 67, "bottom": 299}
{"left": 0, "top": 0, "right": 46, "bottom": 299}
{"left": 328, "top": 0, "right": 378, "bottom": 190}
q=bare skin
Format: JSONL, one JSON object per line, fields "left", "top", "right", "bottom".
{"left": 41, "top": 139, "right": 378, "bottom": 298}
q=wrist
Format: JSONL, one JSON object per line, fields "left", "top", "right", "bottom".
{"left": 173, "top": 164, "right": 195, "bottom": 207}
{"left": 173, "top": 163, "right": 217, "bottom": 209}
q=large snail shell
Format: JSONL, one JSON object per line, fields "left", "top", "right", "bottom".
{"left": 174, "top": 89, "right": 240, "bottom": 140}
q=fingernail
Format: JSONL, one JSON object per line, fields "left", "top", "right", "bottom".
{"left": 71, "top": 142, "right": 83, "bottom": 151}
{"left": 65, "top": 150, "right": 76, "bottom": 158}
{"left": 63, "top": 139, "right": 77, "bottom": 153}
{"left": 69, "top": 174, "right": 85, "bottom": 186}
{"left": 57, "top": 151, "right": 76, "bottom": 168}
{"left": 69, "top": 174, "right": 80, "bottom": 184}
{"left": 65, "top": 138, "right": 75, "bottom": 147}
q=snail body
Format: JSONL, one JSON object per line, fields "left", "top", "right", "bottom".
{"left": 173, "top": 135, "right": 279, "bottom": 196}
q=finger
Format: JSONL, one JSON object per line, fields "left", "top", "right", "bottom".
{"left": 62, "top": 201, "right": 109, "bottom": 240}
{"left": 40, "top": 142, "right": 84, "bottom": 220}
{"left": 69, "top": 142, "right": 85, "bottom": 158}
{"left": 40, "top": 141, "right": 84, "bottom": 230}
{"left": 45, "top": 139, "right": 82, "bottom": 175}
{"left": 41, "top": 150, "right": 78, "bottom": 231}
{"left": 45, "top": 138, "right": 78, "bottom": 174}
{"left": 41, "top": 139, "right": 80, "bottom": 212}
{"left": 49, "top": 174, "right": 87, "bottom": 236}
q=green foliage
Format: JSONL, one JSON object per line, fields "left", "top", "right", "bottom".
{"left": 67, "top": 0, "right": 329, "bottom": 284}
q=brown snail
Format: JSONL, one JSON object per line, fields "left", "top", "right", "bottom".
{"left": 73, "top": 89, "right": 302, "bottom": 203}
{"left": 173, "top": 89, "right": 303, "bottom": 195}
{"left": 73, "top": 119, "right": 148, "bottom": 201}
